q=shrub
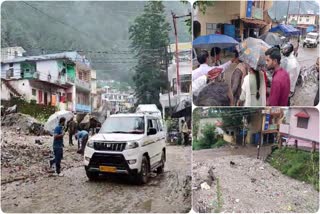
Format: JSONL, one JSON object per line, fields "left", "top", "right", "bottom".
{"left": 268, "top": 148, "right": 319, "bottom": 191}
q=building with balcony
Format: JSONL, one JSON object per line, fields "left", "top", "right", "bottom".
{"left": 279, "top": 108, "right": 319, "bottom": 151}
{"left": 193, "top": 0, "right": 273, "bottom": 41}
{"left": 288, "top": 14, "right": 319, "bottom": 35}
{"left": 159, "top": 43, "right": 192, "bottom": 119}
{"left": 1, "top": 47, "right": 26, "bottom": 61}
{"left": 101, "top": 86, "right": 135, "bottom": 113}
{"left": 1, "top": 51, "right": 92, "bottom": 113}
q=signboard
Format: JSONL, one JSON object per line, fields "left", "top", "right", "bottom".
{"left": 246, "top": 0, "right": 253, "bottom": 18}
{"left": 252, "top": 7, "right": 263, "bottom": 20}
{"left": 264, "top": 114, "right": 270, "bottom": 130}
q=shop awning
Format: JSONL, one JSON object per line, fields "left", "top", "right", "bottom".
{"left": 269, "top": 24, "right": 300, "bottom": 36}
{"left": 295, "top": 110, "right": 310, "bottom": 118}
{"left": 241, "top": 18, "right": 268, "bottom": 26}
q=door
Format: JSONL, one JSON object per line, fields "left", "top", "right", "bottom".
{"left": 44, "top": 92, "right": 48, "bottom": 105}
{"left": 38, "top": 90, "right": 43, "bottom": 104}
{"left": 144, "top": 118, "right": 158, "bottom": 167}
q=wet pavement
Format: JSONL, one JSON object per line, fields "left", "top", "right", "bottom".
{"left": 297, "top": 43, "right": 319, "bottom": 68}
{"left": 290, "top": 44, "right": 319, "bottom": 106}
{"left": 1, "top": 144, "right": 192, "bottom": 213}
{"left": 192, "top": 145, "right": 319, "bottom": 213}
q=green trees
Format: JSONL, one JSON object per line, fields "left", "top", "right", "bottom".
{"left": 129, "top": 1, "right": 171, "bottom": 108}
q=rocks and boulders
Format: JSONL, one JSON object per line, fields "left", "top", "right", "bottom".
{"left": 1, "top": 113, "right": 44, "bottom": 135}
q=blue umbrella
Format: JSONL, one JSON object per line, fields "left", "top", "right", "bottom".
{"left": 193, "top": 34, "right": 239, "bottom": 49}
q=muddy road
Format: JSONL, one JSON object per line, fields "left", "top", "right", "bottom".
{"left": 1, "top": 143, "right": 191, "bottom": 213}
{"left": 192, "top": 145, "right": 319, "bottom": 213}
{"left": 290, "top": 44, "right": 319, "bottom": 106}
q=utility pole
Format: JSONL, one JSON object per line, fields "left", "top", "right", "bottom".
{"left": 171, "top": 11, "right": 191, "bottom": 102}
{"left": 164, "top": 46, "right": 172, "bottom": 116}
{"left": 286, "top": 0, "right": 291, "bottom": 24}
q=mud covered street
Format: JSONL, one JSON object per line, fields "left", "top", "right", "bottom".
{"left": 192, "top": 146, "right": 319, "bottom": 213}
{"left": 1, "top": 125, "right": 191, "bottom": 213}
{"left": 290, "top": 44, "right": 319, "bottom": 106}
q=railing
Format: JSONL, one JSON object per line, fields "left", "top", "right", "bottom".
{"left": 75, "top": 78, "right": 91, "bottom": 90}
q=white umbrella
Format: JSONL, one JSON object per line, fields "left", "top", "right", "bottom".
{"left": 44, "top": 110, "right": 74, "bottom": 134}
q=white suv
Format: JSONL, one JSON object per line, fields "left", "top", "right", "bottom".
{"left": 84, "top": 113, "right": 166, "bottom": 184}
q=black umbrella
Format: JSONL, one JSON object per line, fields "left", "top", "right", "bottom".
{"left": 258, "top": 32, "right": 282, "bottom": 46}
{"left": 171, "top": 100, "right": 191, "bottom": 118}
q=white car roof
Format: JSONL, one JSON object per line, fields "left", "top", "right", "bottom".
{"left": 109, "top": 113, "right": 159, "bottom": 119}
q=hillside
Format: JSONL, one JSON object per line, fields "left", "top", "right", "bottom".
{"left": 268, "top": 1, "right": 319, "bottom": 20}
{"left": 1, "top": 1, "right": 191, "bottom": 84}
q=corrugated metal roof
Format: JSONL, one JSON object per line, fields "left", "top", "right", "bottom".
{"left": 1, "top": 51, "right": 90, "bottom": 66}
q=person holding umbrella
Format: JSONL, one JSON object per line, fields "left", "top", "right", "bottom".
{"left": 265, "top": 47, "right": 290, "bottom": 106}
{"left": 49, "top": 117, "right": 66, "bottom": 177}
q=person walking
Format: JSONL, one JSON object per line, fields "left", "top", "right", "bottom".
{"left": 238, "top": 67, "right": 266, "bottom": 106}
{"left": 75, "top": 130, "right": 89, "bottom": 154}
{"left": 65, "top": 116, "right": 78, "bottom": 146}
{"left": 49, "top": 117, "right": 66, "bottom": 177}
{"left": 281, "top": 43, "right": 300, "bottom": 98}
{"left": 181, "top": 120, "right": 189, "bottom": 145}
{"left": 265, "top": 47, "right": 290, "bottom": 106}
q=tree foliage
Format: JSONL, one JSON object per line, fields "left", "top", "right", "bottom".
{"left": 129, "top": 1, "right": 171, "bottom": 108}
{"left": 182, "top": 0, "right": 214, "bottom": 35}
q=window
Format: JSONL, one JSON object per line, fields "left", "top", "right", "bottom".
{"left": 181, "top": 74, "right": 191, "bottom": 93}
{"left": 9, "top": 63, "right": 13, "bottom": 67}
{"left": 297, "top": 117, "right": 309, "bottom": 129}
{"left": 152, "top": 119, "right": 159, "bottom": 131}
{"left": 299, "top": 18, "right": 302, "bottom": 22}
{"left": 32, "top": 89, "right": 36, "bottom": 96}
{"left": 147, "top": 119, "right": 153, "bottom": 129}
{"left": 206, "top": 23, "right": 217, "bottom": 35}
{"left": 306, "top": 19, "right": 309, "bottom": 22}
{"left": 157, "top": 120, "right": 163, "bottom": 131}
{"left": 67, "top": 93, "right": 72, "bottom": 102}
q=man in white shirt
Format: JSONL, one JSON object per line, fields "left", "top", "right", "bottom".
{"left": 192, "top": 50, "right": 234, "bottom": 81}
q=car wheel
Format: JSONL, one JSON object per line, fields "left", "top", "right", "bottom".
{"left": 136, "top": 156, "right": 149, "bottom": 184}
{"left": 86, "top": 170, "right": 99, "bottom": 181}
{"left": 157, "top": 151, "right": 165, "bottom": 174}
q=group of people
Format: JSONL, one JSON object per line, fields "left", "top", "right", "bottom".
{"left": 48, "top": 117, "right": 90, "bottom": 176}
{"left": 192, "top": 42, "right": 318, "bottom": 106}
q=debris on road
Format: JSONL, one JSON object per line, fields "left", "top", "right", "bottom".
{"left": 193, "top": 151, "right": 319, "bottom": 213}
{"left": 1, "top": 126, "right": 82, "bottom": 184}
{"left": 201, "top": 182, "right": 211, "bottom": 190}
{"left": 1, "top": 113, "right": 44, "bottom": 135}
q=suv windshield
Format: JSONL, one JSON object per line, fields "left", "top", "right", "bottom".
{"left": 307, "top": 35, "right": 317, "bottom": 39}
{"left": 100, "top": 117, "right": 145, "bottom": 134}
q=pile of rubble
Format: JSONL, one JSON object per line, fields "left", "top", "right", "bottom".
{"left": 192, "top": 155, "right": 319, "bottom": 213}
{"left": 1, "top": 113, "right": 45, "bottom": 135}
{"left": 1, "top": 127, "right": 83, "bottom": 184}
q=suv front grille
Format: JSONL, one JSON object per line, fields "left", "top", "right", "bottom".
{"left": 94, "top": 142, "right": 126, "bottom": 151}
{"left": 89, "top": 153, "right": 127, "bottom": 170}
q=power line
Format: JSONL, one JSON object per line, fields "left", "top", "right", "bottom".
{"left": 21, "top": 1, "right": 93, "bottom": 40}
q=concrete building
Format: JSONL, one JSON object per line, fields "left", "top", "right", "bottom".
{"left": 193, "top": 0, "right": 273, "bottom": 41}
{"left": 159, "top": 43, "right": 192, "bottom": 118}
{"left": 288, "top": 14, "right": 319, "bottom": 35}
{"left": 1, "top": 51, "right": 92, "bottom": 113}
{"left": 100, "top": 86, "right": 135, "bottom": 113}
{"left": 1, "top": 47, "right": 26, "bottom": 61}
{"left": 279, "top": 108, "right": 319, "bottom": 150}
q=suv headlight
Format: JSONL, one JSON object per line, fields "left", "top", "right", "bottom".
{"left": 87, "top": 140, "right": 94, "bottom": 148}
{"left": 125, "top": 141, "right": 139, "bottom": 150}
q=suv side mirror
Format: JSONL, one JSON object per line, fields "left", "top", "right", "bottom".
{"left": 147, "top": 128, "right": 157, "bottom": 135}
